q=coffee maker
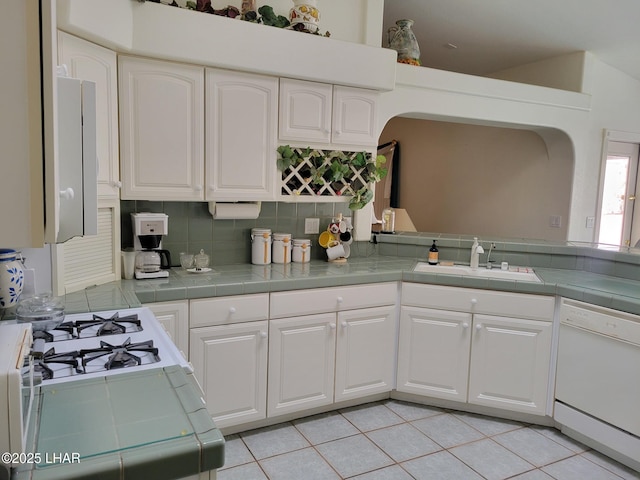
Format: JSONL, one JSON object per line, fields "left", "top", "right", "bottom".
{"left": 132, "top": 213, "right": 172, "bottom": 279}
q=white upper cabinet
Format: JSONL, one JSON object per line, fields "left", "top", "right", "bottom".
{"left": 206, "top": 68, "right": 278, "bottom": 201}
{"left": 332, "top": 86, "right": 378, "bottom": 147}
{"left": 119, "top": 56, "right": 205, "bottom": 201}
{"left": 279, "top": 79, "right": 332, "bottom": 143}
{"left": 58, "top": 32, "right": 120, "bottom": 199}
{"left": 279, "top": 79, "right": 379, "bottom": 147}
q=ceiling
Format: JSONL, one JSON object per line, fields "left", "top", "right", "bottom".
{"left": 382, "top": 0, "right": 640, "bottom": 82}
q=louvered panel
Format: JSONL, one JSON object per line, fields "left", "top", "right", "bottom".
{"left": 63, "top": 209, "right": 114, "bottom": 286}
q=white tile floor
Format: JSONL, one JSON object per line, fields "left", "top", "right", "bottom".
{"left": 217, "top": 400, "right": 640, "bottom": 480}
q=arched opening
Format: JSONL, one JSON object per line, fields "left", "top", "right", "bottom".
{"left": 376, "top": 115, "right": 575, "bottom": 241}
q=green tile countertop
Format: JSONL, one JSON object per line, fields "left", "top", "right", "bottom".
{"left": 12, "top": 367, "right": 224, "bottom": 480}
{"left": 56, "top": 255, "right": 640, "bottom": 317}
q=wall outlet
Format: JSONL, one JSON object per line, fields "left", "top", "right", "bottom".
{"left": 586, "top": 216, "right": 595, "bottom": 229}
{"left": 549, "top": 215, "right": 562, "bottom": 228}
{"left": 304, "top": 217, "right": 320, "bottom": 234}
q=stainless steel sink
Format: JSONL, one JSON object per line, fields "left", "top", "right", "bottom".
{"left": 413, "top": 262, "right": 541, "bottom": 282}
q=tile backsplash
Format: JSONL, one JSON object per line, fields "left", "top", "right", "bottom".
{"left": 121, "top": 200, "right": 367, "bottom": 266}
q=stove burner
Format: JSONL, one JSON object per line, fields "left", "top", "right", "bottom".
{"left": 80, "top": 337, "right": 160, "bottom": 371}
{"left": 75, "top": 312, "right": 142, "bottom": 337}
{"left": 26, "top": 348, "right": 81, "bottom": 381}
{"left": 32, "top": 322, "right": 75, "bottom": 343}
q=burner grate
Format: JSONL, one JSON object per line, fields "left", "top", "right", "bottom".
{"left": 80, "top": 338, "right": 160, "bottom": 371}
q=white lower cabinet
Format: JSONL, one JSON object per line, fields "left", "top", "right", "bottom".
{"left": 190, "top": 321, "right": 269, "bottom": 428}
{"left": 268, "top": 313, "right": 336, "bottom": 416}
{"left": 189, "top": 294, "right": 270, "bottom": 428}
{"left": 397, "top": 283, "right": 553, "bottom": 416}
{"left": 145, "top": 300, "right": 189, "bottom": 356}
{"left": 268, "top": 304, "right": 396, "bottom": 417}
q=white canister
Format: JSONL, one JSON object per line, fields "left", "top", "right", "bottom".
{"left": 0, "top": 249, "right": 24, "bottom": 308}
{"left": 251, "top": 228, "right": 272, "bottom": 265}
{"left": 292, "top": 239, "right": 311, "bottom": 263}
{"left": 272, "top": 233, "right": 292, "bottom": 264}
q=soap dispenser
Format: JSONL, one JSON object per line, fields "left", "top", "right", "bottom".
{"left": 470, "top": 237, "right": 484, "bottom": 270}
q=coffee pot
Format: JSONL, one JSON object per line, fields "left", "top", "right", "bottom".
{"left": 135, "top": 249, "right": 172, "bottom": 273}
{"left": 131, "top": 213, "right": 171, "bottom": 279}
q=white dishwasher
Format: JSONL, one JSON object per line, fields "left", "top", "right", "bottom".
{"left": 555, "top": 299, "right": 640, "bottom": 471}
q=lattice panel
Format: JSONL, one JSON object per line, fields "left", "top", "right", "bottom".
{"left": 280, "top": 148, "right": 371, "bottom": 198}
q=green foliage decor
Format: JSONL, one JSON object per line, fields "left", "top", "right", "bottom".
{"left": 277, "top": 145, "right": 387, "bottom": 210}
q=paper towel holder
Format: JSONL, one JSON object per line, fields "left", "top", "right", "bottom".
{"left": 208, "top": 201, "right": 262, "bottom": 220}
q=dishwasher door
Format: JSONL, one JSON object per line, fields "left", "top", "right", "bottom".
{"left": 556, "top": 300, "right": 640, "bottom": 438}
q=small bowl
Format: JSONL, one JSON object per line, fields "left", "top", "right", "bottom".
{"left": 16, "top": 294, "right": 65, "bottom": 331}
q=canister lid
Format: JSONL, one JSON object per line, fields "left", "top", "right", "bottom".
{"left": 273, "top": 233, "right": 292, "bottom": 241}
{"left": 293, "top": 239, "right": 311, "bottom": 245}
{"left": 251, "top": 228, "right": 272, "bottom": 234}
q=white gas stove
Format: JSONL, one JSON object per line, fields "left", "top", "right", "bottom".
{"left": 0, "top": 306, "right": 194, "bottom": 477}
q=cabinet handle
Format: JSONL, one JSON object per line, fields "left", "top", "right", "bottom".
{"left": 229, "top": 307, "right": 236, "bottom": 314}
{"left": 194, "top": 185, "right": 203, "bottom": 192}
{"left": 470, "top": 298, "right": 478, "bottom": 305}
{"left": 462, "top": 322, "right": 469, "bottom": 329}
{"left": 475, "top": 323, "right": 483, "bottom": 331}
{"left": 329, "top": 323, "right": 336, "bottom": 330}
{"left": 260, "top": 331, "right": 267, "bottom": 339}
{"left": 59, "top": 187, "right": 75, "bottom": 200}
{"left": 336, "top": 296, "right": 344, "bottom": 304}
{"left": 341, "top": 321, "right": 348, "bottom": 328}
{"left": 111, "top": 180, "right": 122, "bottom": 189}
{"left": 335, "top": 129, "right": 342, "bottom": 135}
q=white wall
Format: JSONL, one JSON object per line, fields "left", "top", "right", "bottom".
{"left": 378, "top": 64, "right": 593, "bottom": 241}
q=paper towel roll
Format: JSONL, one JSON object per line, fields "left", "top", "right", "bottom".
{"left": 208, "top": 202, "right": 262, "bottom": 219}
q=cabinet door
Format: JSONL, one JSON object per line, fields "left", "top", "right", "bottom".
{"left": 145, "top": 301, "right": 189, "bottom": 357}
{"left": 58, "top": 32, "right": 120, "bottom": 199}
{"left": 335, "top": 306, "right": 396, "bottom": 402}
{"left": 119, "top": 56, "right": 204, "bottom": 200}
{"left": 332, "top": 86, "right": 378, "bottom": 147}
{"left": 279, "top": 78, "right": 332, "bottom": 143}
{"left": 206, "top": 69, "right": 278, "bottom": 201}
{"left": 397, "top": 306, "right": 472, "bottom": 402}
{"left": 268, "top": 313, "right": 336, "bottom": 417}
{"left": 468, "top": 314, "right": 552, "bottom": 415}
{"left": 190, "top": 321, "right": 268, "bottom": 428}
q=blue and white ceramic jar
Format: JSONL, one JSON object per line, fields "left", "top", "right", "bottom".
{"left": 0, "top": 249, "right": 24, "bottom": 308}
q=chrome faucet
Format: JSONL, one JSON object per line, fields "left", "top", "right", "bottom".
{"left": 470, "top": 237, "right": 485, "bottom": 270}
{"left": 486, "top": 242, "right": 497, "bottom": 268}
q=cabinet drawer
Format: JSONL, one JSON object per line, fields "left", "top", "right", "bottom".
{"left": 402, "top": 283, "right": 554, "bottom": 321}
{"left": 190, "top": 294, "right": 269, "bottom": 327}
{"left": 270, "top": 283, "right": 397, "bottom": 319}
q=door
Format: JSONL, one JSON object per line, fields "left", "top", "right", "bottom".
{"left": 396, "top": 306, "right": 472, "bottom": 402}
{"left": 332, "top": 86, "right": 378, "bottom": 146}
{"left": 58, "top": 32, "right": 120, "bottom": 199}
{"left": 206, "top": 69, "right": 278, "bottom": 201}
{"left": 598, "top": 141, "right": 640, "bottom": 246}
{"left": 119, "top": 56, "right": 204, "bottom": 201}
{"left": 279, "top": 78, "right": 332, "bottom": 143}
{"left": 335, "top": 306, "right": 396, "bottom": 402}
{"left": 268, "top": 313, "right": 336, "bottom": 417}
{"left": 190, "top": 321, "right": 268, "bottom": 428}
{"left": 145, "top": 301, "right": 189, "bottom": 356}
{"left": 468, "top": 314, "right": 552, "bottom": 415}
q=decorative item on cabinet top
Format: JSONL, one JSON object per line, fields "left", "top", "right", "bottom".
{"left": 137, "top": 0, "right": 331, "bottom": 35}
{"left": 277, "top": 146, "right": 387, "bottom": 210}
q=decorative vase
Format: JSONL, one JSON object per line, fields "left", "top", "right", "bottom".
{"left": 387, "top": 19, "right": 421, "bottom": 66}
{"left": 0, "top": 249, "right": 24, "bottom": 308}
{"left": 289, "top": 0, "right": 320, "bottom": 33}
